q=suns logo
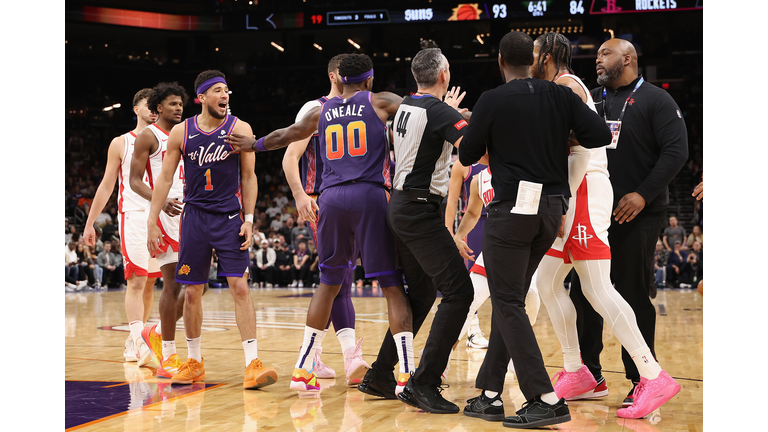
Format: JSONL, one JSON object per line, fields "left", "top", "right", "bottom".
{"left": 448, "top": 3, "right": 483, "bottom": 21}
{"left": 178, "top": 264, "right": 191, "bottom": 276}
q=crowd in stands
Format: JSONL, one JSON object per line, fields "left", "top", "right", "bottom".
{"left": 654, "top": 215, "right": 704, "bottom": 290}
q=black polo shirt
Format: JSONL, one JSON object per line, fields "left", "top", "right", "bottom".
{"left": 591, "top": 75, "right": 688, "bottom": 213}
{"left": 459, "top": 77, "right": 611, "bottom": 204}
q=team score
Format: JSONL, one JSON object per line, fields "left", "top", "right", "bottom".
{"left": 204, "top": 168, "right": 213, "bottom": 190}
{"left": 570, "top": 0, "right": 585, "bottom": 14}
{"left": 492, "top": 3, "right": 507, "bottom": 18}
{"left": 325, "top": 121, "right": 368, "bottom": 160}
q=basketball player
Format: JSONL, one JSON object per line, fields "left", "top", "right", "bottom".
{"left": 445, "top": 161, "right": 489, "bottom": 349}
{"left": 147, "top": 70, "right": 278, "bottom": 390}
{"left": 129, "top": 82, "right": 194, "bottom": 379}
{"left": 226, "top": 54, "right": 414, "bottom": 396}
{"left": 529, "top": 33, "right": 679, "bottom": 419}
{"left": 83, "top": 88, "right": 161, "bottom": 366}
{"left": 281, "top": 53, "right": 369, "bottom": 386}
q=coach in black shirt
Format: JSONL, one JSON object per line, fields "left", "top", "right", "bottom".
{"left": 568, "top": 38, "right": 688, "bottom": 405}
{"left": 459, "top": 32, "right": 610, "bottom": 428}
{"left": 358, "top": 47, "right": 474, "bottom": 414}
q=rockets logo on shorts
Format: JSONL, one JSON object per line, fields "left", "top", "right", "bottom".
{"left": 454, "top": 119, "right": 468, "bottom": 130}
{"left": 572, "top": 223, "right": 593, "bottom": 248}
{"left": 178, "top": 264, "right": 191, "bottom": 276}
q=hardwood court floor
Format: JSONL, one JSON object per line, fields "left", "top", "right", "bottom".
{"left": 65, "top": 286, "right": 703, "bottom": 431}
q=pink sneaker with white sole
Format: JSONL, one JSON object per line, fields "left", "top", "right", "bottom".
{"left": 312, "top": 347, "right": 337, "bottom": 379}
{"left": 617, "top": 370, "right": 680, "bottom": 419}
{"left": 552, "top": 365, "right": 598, "bottom": 400}
{"left": 343, "top": 338, "right": 369, "bottom": 386}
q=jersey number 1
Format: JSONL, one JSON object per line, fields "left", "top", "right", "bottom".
{"left": 325, "top": 121, "right": 367, "bottom": 160}
{"left": 204, "top": 169, "right": 213, "bottom": 190}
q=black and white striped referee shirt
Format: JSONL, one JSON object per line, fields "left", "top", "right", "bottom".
{"left": 391, "top": 94, "right": 467, "bottom": 197}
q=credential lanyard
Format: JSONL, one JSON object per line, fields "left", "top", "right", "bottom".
{"left": 602, "top": 77, "right": 644, "bottom": 122}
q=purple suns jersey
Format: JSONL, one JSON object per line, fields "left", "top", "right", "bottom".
{"left": 318, "top": 91, "right": 391, "bottom": 192}
{"left": 181, "top": 114, "right": 242, "bottom": 214}
{"left": 299, "top": 96, "right": 329, "bottom": 195}
{"left": 462, "top": 163, "right": 488, "bottom": 215}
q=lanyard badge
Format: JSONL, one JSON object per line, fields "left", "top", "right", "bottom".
{"left": 602, "top": 77, "right": 644, "bottom": 150}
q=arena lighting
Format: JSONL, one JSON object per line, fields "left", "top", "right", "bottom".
{"left": 271, "top": 41, "right": 285, "bottom": 52}
{"left": 476, "top": 34, "right": 484, "bottom": 44}
{"left": 313, "top": 43, "right": 323, "bottom": 50}
{"left": 103, "top": 106, "right": 113, "bottom": 112}
{"left": 347, "top": 39, "right": 361, "bottom": 49}
{"left": 112, "top": 103, "right": 121, "bottom": 108}
{"left": 662, "top": 83, "right": 670, "bottom": 89}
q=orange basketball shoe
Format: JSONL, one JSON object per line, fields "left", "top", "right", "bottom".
{"left": 157, "top": 354, "right": 184, "bottom": 379}
{"left": 141, "top": 324, "right": 162, "bottom": 368}
{"left": 171, "top": 358, "right": 206, "bottom": 385}
{"left": 244, "top": 359, "right": 278, "bottom": 390}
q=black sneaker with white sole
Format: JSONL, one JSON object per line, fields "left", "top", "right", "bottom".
{"left": 357, "top": 366, "right": 398, "bottom": 400}
{"left": 463, "top": 392, "right": 505, "bottom": 421}
{"left": 397, "top": 378, "right": 459, "bottom": 414}
{"left": 502, "top": 396, "right": 570, "bottom": 429}
{"left": 622, "top": 380, "right": 640, "bottom": 407}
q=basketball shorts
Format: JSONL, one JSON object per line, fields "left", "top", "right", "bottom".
{"left": 469, "top": 252, "right": 486, "bottom": 276}
{"left": 120, "top": 210, "right": 161, "bottom": 279}
{"left": 153, "top": 208, "right": 181, "bottom": 268}
{"left": 175, "top": 204, "right": 250, "bottom": 285}
{"left": 316, "top": 183, "right": 399, "bottom": 287}
{"left": 464, "top": 214, "right": 486, "bottom": 270}
{"left": 546, "top": 173, "right": 612, "bottom": 263}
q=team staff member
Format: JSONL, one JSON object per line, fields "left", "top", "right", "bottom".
{"left": 369, "top": 47, "right": 474, "bottom": 414}
{"left": 459, "top": 32, "right": 611, "bottom": 428}
{"left": 568, "top": 38, "right": 688, "bottom": 416}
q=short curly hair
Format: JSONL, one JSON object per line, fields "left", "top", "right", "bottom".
{"left": 147, "top": 82, "right": 189, "bottom": 115}
{"left": 338, "top": 54, "right": 374, "bottom": 79}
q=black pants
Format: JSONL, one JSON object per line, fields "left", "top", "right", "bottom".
{"left": 292, "top": 262, "right": 312, "bottom": 285}
{"left": 370, "top": 190, "right": 474, "bottom": 387}
{"left": 475, "top": 197, "right": 565, "bottom": 399}
{"left": 252, "top": 266, "right": 274, "bottom": 285}
{"left": 570, "top": 210, "right": 665, "bottom": 382}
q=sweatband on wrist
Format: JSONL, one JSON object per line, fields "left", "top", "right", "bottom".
{"left": 253, "top": 137, "right": 267, "bottom": 153}
{"left": 244, "top": 214, "right": 254, "bottom": 223}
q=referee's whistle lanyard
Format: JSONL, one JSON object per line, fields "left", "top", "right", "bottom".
{"left": 601, "top": 77, "right": 643, "bottom": 150}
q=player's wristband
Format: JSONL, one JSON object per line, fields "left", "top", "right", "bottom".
{"left": 244, "top": 214, "right": 254, "bottom": 223}
{"left": 251, "top": 137, "right": 267, "bottom": 153}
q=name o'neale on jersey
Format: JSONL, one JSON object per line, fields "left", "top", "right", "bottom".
{"left": 187, "top": 142, "right": 231, "bottom": 166}
{"left": 324, "top": 104, "right": 366, "bottom": 122}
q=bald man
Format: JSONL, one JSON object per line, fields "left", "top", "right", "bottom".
{"left": 567, "top": 38, "right": 687, "bottom": 419}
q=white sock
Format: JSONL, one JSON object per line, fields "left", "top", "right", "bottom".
{"left": 629, "top": 346, "right": 662, "bottom": 380}
{"left": 541, "top": 392, "right": 561, "bottom": 405}
{"left": 162, "top": 340, "right": 176, "bottom": 361}
{"left": 129, "top": 320, "right": 144, "bottom": 344}
{"left": 295, "top": 326, "right": 325, "bottom": 370}
{"left": 155, "top": 321, "right": 162, "bottom": 336}
{"left": 187, "top": 337, "right": 202, "bottom": 362}
{"left": 243, "top": 339, "right": 258, "bottom": 366}
{"left": 483, "top": 390, "right": 499, "bottom": 398}
{"left": 393, "top": 332, "right": 415, "bottom": 375}
{"left": 336, "top": 328, "right": 356, "bottom": 356}
{"left": 563, "top": 348, "right": 582, "bottom": 373}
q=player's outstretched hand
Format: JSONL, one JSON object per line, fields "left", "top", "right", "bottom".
{"left": 83, "top": 224, "right": 97, "bottom": 247}
{"left": 295, "top": 192, "right": 319, "bottom": 224}
{"left": 162, "top": 198, "right": 184, "bottom": 217}
{"left": 147, "top": 223, "right": 165, "bottom": 257}
{"left": 613, "top": 192, "right": 646, "bottom": 224}
{"left": 444, "top": 86, "right": 466, "bottom": 111}
{"left": 692, "top": 181, "right": 703, "bottom": 201}
{"left": 224, "top": 133, "right": 256, "bottom": 153}
{"left": 454, "top": 236, "right": 475, "bottom": 261}
{"left": 240, "top": 222, "right": 253, "bottom": 250}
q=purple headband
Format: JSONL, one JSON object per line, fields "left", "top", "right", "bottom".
{"left": 340, "top": 69, "right": 374, "bottom": 84}
{"left": 196, "top": 77, "right": 227, "bottom": 95}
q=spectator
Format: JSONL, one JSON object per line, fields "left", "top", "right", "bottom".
{"left": 279, "top": 217, "right": 294, "bottom": 241}
{"left": 270, "top": 215, "right": 284, "bottom": 232}
{"left": 101, "top": 219, "right": 118, "bottom": 243}
{"left": 690, "top": 240, "right": 703, "bottom": 264}
{"left": 662, "top": 215, "right": 687, "bottom": 252}
{"left": 66, "top": 225, "right": 77, "bottom": 245}
{"left": 666, "top": 241, "right": 688, "bottom": 288}
{"left": 654, "top": 240, "right": 669, "bottom": 289}
{"left": 95, "top": 207, "right": 113, "bottom": 228}
{"left": 253, "top": 239, "right": 276, "bottom": 287}
{"left": 679, "top": 251, "right": 702, "bottom": 289}
{"left": 291, "top": 219, "right": 311, "bottom": 250}
{"left": 307, "top": 242, "right": 320, "bottom": 287}
{"left": 77, "top": 244, "right": 101, "bottom": 289}
{"left": 279, "top": 207, "right": 292, "bottom": 222}
{"left": 251, "top": 225, "right": 267, "bottom": 249}
{"left": 65, "top": 241, "right": 80, "bottom": 284}
{"left": 64, "top": 217, "right": 70, "bottom": 243}
{"left": 97, "top": 242, "right": 123, "bottom": 288}
{"left": 686, "top": 225, "right": 703, "bottom": 250}
{"left": 265, "top": 200, "right": 282, "bottom": 220}
{"left": 291, "top": 241, "right": 312, "bottom": 288}
{"left": 273, "top": 191, "right": 289, "bottom": 209}
{"left": 274, "top": 241, "right": 294, "bottom": 287}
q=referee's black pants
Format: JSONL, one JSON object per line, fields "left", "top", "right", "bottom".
{"left": 475, "top": 197, "right": 564, "bottom": 400}
{"left": 569, "top": 210, "right": 665, "bottom": 382}
{"left": 369, "top": 190, "right": 474, "bottom": 387}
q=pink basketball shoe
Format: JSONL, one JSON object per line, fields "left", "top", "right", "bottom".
{"left": 552, "top": 365, "right": 598, "bottom": 400}
{"left": 617, "top": 370, "right": 680, "bottom": 419}
{"left": 343, "top": 338, "right": 369, "bottom": 386}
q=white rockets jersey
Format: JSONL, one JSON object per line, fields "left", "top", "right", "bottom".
{"left": 118, "top": 131, "right": 151, "bottom": 213}
{"left": 557, "top": 73, "right": 609, "bottom": 178}
{"left": 477, "top": 167, "right": 494, "bottom": 207}
{"left": 146, "top": 124, "right": 185, "bottom": 200}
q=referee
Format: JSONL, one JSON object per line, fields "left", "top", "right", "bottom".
{"left": 458, "top": 32, "right": 611, "bottom": 428}
{"left": 359, "top": 47, "right": 474, "bottom": 414}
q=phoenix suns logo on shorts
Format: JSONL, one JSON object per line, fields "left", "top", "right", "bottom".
{"left": 178, "top": 264, "right": 191, "bottom": 276}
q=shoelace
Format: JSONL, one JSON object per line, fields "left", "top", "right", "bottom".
{"left": 551, "top": 370, "right": 565, "bottom": 384}
{"left": 177, "top": 360, "right": 196, "bottom": 375}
